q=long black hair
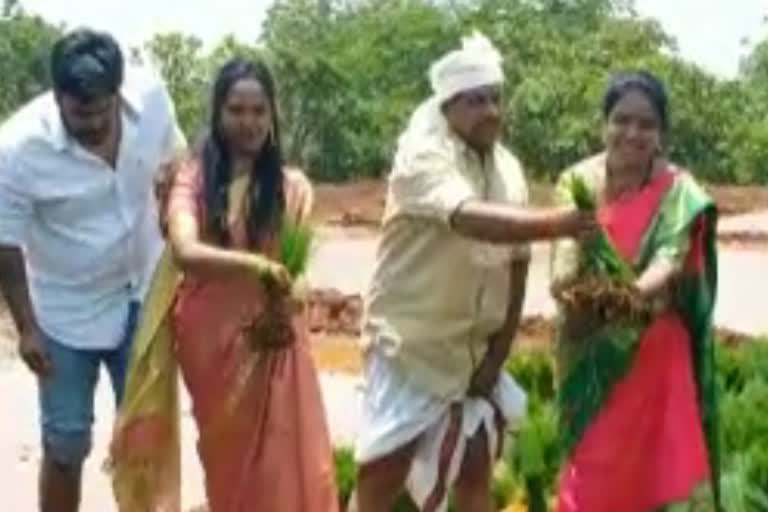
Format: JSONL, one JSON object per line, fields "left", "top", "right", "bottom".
{"left": 200, "top": 57, "right": 284, "bottom": 247}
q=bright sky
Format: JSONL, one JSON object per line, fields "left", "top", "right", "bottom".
{"left": 17, "top": 0, "right": 768, "bottom": 78}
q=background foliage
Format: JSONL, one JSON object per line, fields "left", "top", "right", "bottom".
{"left": 2, "top": 0, "right": 768, "bottom": 183}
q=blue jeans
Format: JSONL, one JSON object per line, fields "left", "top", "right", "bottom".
{"left": 37, "top": 302, "right": 140, "bottom": 467}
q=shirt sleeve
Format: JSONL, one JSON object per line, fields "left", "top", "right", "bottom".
{"left": 0, "top": 150, "right": 33, "bottom": 246}
{"left": 389, "top": 146, "right": 474, "bottom": 225}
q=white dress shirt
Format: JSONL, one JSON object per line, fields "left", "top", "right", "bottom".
{"left": 0, "top": 64, "right": 185, "bottom": 350}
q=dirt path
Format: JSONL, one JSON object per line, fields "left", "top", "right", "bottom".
{"left": 0, "top": 358, "right": 362, "bottom": 512}
{"left": 310, "top": 227, "right": 768, "bottom": 336}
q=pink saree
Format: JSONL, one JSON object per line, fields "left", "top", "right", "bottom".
{"left": 171, "top": 161, "right": 338, "bottom": 512}
{"left": 111, "top": 160, "right": 339, "bottom": 512}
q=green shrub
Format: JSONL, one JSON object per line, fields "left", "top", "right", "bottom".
{"left": 334, "top": 447, "right": 356, "bottom": 508}
{"left": 505, "top": 349, "right": 556, "bottom": 403}
{"left": 717, "top": 340, "right": 768, "bottom": 394}
{"left": 121, "top": 0, "right": 768, "bottom": 184}
{"left": 720, "top": 369, "right": 768, "bottom": 508}
{"left": 721, "top": 453, "right": 768, "bottom": 512}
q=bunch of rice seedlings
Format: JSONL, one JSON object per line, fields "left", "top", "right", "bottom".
{"left": 556, "top": 175, "right": 648, "bottom": 325}
{"left": 247, "top": 217, "right": 314, "bottom": 350}
{"left": 557, "top": 274, "right": 651, "bottom": 325}
{"left": 278, "top": 217, "right": 314, "bottom": 279}
{"left": 570, "top": 175, "right": 633, "bottom": 281}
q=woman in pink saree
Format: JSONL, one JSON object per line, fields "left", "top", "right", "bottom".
{"left": 550, "top": 71, "right": 720, "bottom": 512}
{"left": 111, "top": 57, "right": 338, "bottom": 512}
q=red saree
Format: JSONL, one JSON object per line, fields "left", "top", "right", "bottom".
{"left": 553, "top": 157, "right": 719, "bottom": 512}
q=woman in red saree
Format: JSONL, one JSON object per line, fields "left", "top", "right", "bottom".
{"left": 550, "top": 71, "right": 720, "bottom": 512}
{"left": 111, "top": 58, "right": 338, "bottom": 512}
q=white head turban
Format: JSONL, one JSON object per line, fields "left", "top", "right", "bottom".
{"left": 398, "top": 31, "right": 505, "bottom": 144}
{"left": 428, "top": 30, "right": 504, "bottom": 105}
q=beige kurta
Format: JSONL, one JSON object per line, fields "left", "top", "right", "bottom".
{"left": 362, "top": 112, "right": 530, "bottom": 400}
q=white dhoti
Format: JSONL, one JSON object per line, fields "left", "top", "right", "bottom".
{"left": 355, "top": 346, "right": 527, "bottom": 512}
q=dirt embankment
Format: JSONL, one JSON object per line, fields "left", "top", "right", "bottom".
{"left": 310, "top": 312, "right": 758, "bottom": 375}
{"left": 313, "top": 179, "right": 768, "bottom": 225}
{"left": 705, "top": 184, "right": 768, "bottom": 216}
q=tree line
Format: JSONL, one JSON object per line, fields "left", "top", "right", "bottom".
{"left": 2, "top": 0, "right": 768, "bottom": 184}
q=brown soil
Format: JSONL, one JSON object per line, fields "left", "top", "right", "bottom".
{"left": 312, "top": 179, "right": 768, "bottom": 227}
{"left": 718, "top": 327, "right": 759, "bottom": 347}
{"left": 309, "top": 316, "right": 558, "bottom": 375}
{"left": 312, "top": 180, "right": 561, "bottom": 226}
{"left": 705, "top": 184, "right": 768, "bottom": 216}
{"left": 310, "top": 315, "right": 757, "bottom": 375}
{"left": 311, "top": 333, "right": 363, "bottom": 374}
{"left": 717, "top": 231, "right": 768, "bottom": 249}
{"left": 312, "top": 179, "right": 386, "bottom": 226}
{"left": 514, "top": 315, "right": 557, "bottom": 350}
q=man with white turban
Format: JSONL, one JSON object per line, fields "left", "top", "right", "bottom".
{"left": 350, "top": 32, "right": 595, "bottom": 512}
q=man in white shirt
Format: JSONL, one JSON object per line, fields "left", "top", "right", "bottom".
{"left": 0, "top": 29, "right": 185, "bottom": 512}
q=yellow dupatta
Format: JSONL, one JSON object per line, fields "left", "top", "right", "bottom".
{"left": 110, "top": 246, "right": 183, "bottom": 512}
